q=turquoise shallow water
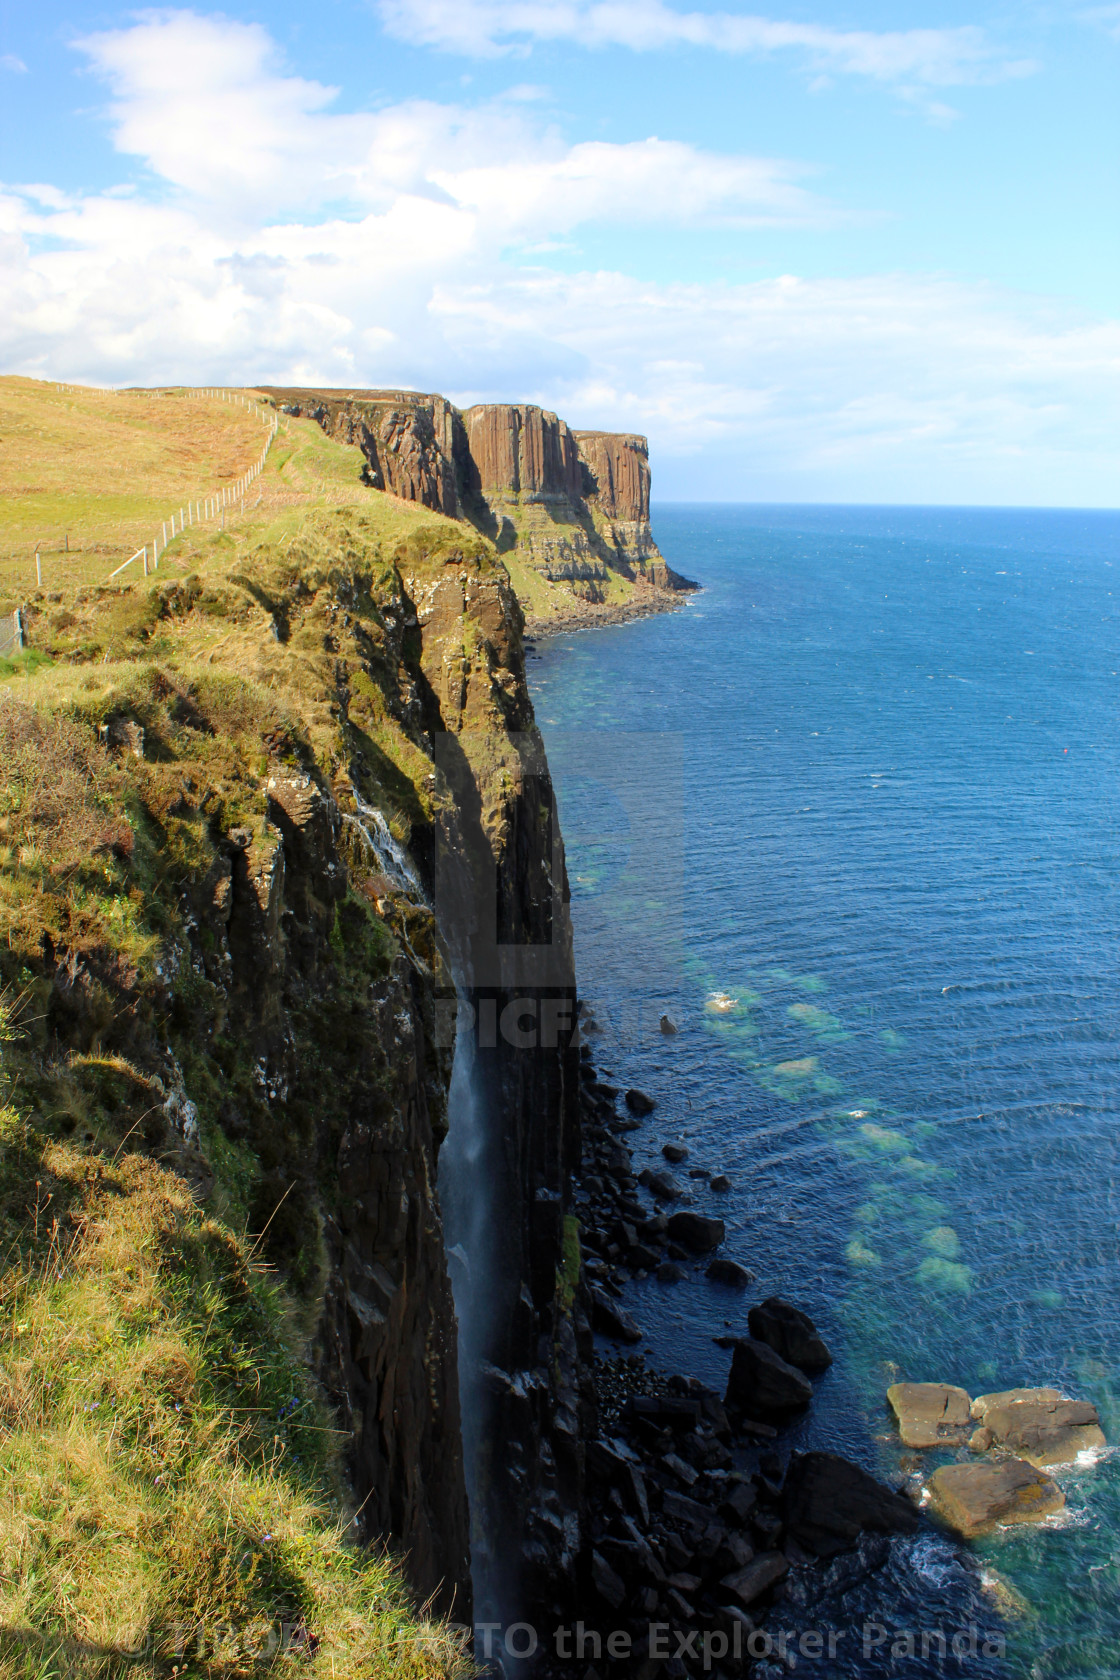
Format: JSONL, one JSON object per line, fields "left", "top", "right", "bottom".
{"left": 527, "top": 505, "right": 1120, "bottom": 1679}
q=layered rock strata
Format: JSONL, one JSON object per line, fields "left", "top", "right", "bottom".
{"left": 262, "top": 387, "right": 696, "bottom": 606}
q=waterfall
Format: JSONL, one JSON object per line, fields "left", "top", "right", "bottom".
{"left": 344, "top": 794, "right": 425, "bottom": 897}
{"left": 438, "top": 994, "right": 506, "bottom": 1659}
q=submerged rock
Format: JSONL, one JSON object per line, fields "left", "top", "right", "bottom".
{"left": 887, "top": 1381, "right": 973, "bottom": 1447}
{"left": 726, "top": 1338, "right": 813, "bottom": 1416}
{"left": 748, "top": 1296, "right": 833, "bottom": 1374}
{"left": 927, "top": 1458, "right": 1064, "bottom": 1539}
{"left": 782, "top": 1451, "right": 920, "bottom": 1557}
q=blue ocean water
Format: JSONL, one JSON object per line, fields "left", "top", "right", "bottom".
{"left": 527, "top": 505, "right": 1120, "bottom": 1679}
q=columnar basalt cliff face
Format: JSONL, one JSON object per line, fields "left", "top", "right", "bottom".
{"left": 463, "top": 403, "right": 583, "bottom": 502}
{"left": 574, "top": 430, "right": 650, "bottom": 523}
{"left": 263, "top": 387, "right": 696, "bottom": 614}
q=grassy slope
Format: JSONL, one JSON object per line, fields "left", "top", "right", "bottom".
{"left": 0, "top": 380, "right": 282, "bottom": 592}
{"left": 0, "top": 382, "right": 483, "bottom": 1678}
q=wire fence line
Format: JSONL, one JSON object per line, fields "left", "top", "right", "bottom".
{"left": 0, "top": 610, "right": 23, "bottom": 658}
{"left": 107, "top": 390, "right": 280, "bottom": 582}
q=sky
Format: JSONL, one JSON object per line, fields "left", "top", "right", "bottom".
{"left": 0, "top": 0, "right": 1117, "bottom": 504}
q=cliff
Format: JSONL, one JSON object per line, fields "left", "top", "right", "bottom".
{"left": 261, "top": 387, "right": 696, "bottom": 625}
{"left": 0, "top": 385, "right": 589, "bottom": 1661}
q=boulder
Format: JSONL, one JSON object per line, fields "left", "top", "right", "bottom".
{"left": 591, "top": 1548, "right": 626, "bottom": 1610}
{"left": 710, "top": 1174, "right": 732, "bottom": 1192}
{"left": 720, "top": 1551, "right": 789, "bottom": 1607}
{"left": 657, "top": 1261, "right": 686, "bottom": 1283}
{"left": 927, "top": 1459, "right": 1064, "bottom": 1539}
{"left": 662, "top": 1142, "right": 688, "bottom": 1163}
{"left": 625, "top": 1088, "right": 656, "bottom": 1115}
{"left": 782, "top": 1451, "right": 920, "bottom": 1558}
{"left": 627, "top": 1394, "right": 702, "bottom": 1431}
{"left": 726, "top": 1338, "right": 812, "bottom": 1416}
{"left": 720, "top": 1480, "right": 758, "bottom": 1526}
{"left": 660, "top": 1015, "right": 678, "bottom": 1035}
{"left": 648, "top": 1170, "right": 683, "bottom": 1201}
{"left": 980, "top": 1396, "right": 1105, "bottom": 1467}
{"left": 589, "top": 1287, "right": 642, "bottom": 1344}
{"left": 748, "top": 1297, "right": 832, "bottom": 1374}
{"left": 887, "top": 1382, "right": 972, "bottom": 1447}
{"left": 706, "top": 1258, "right": 755, "bottom": 1288}
{"left": 667, "top": 1210, "right": 725, "bottom": 1252}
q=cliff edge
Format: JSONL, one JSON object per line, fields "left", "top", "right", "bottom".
{"left": 0, "top": 380, "right": 590, "bottom": 1664}
{"left": 260, "top": 387, "right": 696, "bottom": 628}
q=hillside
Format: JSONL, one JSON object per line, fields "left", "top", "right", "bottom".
{"left": 0, "top": 377, "right": 586, "bottom": 1674}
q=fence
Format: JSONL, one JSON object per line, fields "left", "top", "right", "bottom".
{"left": 108, "top": 390, "right": 280, "bottom": 582}
{"left": 0, "top": 611, "right": 22, "bottom": 658}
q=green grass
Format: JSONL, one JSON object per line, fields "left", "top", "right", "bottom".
{"left": 0, "top": 1021, "right": 473, "bottom": 1679}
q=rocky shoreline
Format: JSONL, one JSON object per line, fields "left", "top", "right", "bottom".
{"left": 523, "top": 583, "right": 697, "bottom": 639}
{"left": 536, "top": 1033, "right": 938, "bottom": 1678}
{"left": 526, "top": 1023, "right": 1107, "bottom": 1677}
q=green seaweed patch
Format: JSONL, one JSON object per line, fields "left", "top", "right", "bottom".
{"left": 765, "top": 967, "right": 828, "bottom": 993}
{"left": 756, "top": 1054, "right": 824, "bottom": 1099}
{"left": 916, "top": 1255, "right": 972, "bottom": 1294}
{"left": 858, "top": 1122, "right": 911, "bottom": 1154}
{"left": 879, "top": 1028, "right": 907, "bottom": 1052}
{"left": 846, "top": 1238, "right": 881, "bottom": 1268}
{"left": 921, "top": 1225, "right": 961, "bottom": 1259}
{"left": 787, "top": 1002, "right": 851, "bottom": 1043}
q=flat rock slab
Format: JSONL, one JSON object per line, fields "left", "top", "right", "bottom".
{"left": 887, "top": 1381, "right": 973, "bottom": 1447}
{"left": 928, "top": 1459, "right": 1064, "bottom": 1539}
{"left": 982, "top": 1397, "right": 1105, "bottom": 1467}
{"left": 971, "top": 1387, "right": 1062, "bottom": 1419}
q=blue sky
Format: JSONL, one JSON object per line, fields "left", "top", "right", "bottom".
{"left": 1, "top": 0, "right": 1117, "bottom": 503}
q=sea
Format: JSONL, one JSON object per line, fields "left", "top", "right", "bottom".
{"left": 526, "top": 504, "right": 1120, "bottom": 1680}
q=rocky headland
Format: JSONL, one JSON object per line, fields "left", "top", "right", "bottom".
{"left": 260, "top": 387, "right": 697, "bottom": 631}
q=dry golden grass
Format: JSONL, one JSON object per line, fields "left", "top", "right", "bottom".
{"left": 0, "top": 381, "right": 468, "bottom": 609}
{"left": 0, "top": 379, "right": 276, "bottom": 589}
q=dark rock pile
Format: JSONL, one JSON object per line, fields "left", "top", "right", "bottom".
{"left": 543, "top": 1046, "right": 920, "bottom": 1676}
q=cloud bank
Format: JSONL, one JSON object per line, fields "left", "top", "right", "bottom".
{"left": 1, "top": 10, "right": 1115, "bottom": 504}
{"left": 375, "top": 0, "right": 1036, "bottom": 90}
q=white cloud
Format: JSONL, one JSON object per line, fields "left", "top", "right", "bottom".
{"left": 0, "top": 10, "right": 1114, "bottom": 505}
{"left": 375, "top": 0, "right": 1036, "bottom": 92}
{"left": 1, "top": 53, "right": 28, "bottom": 73}
{"left": 72, "top": 11, "right": 831, "bottom": 228}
